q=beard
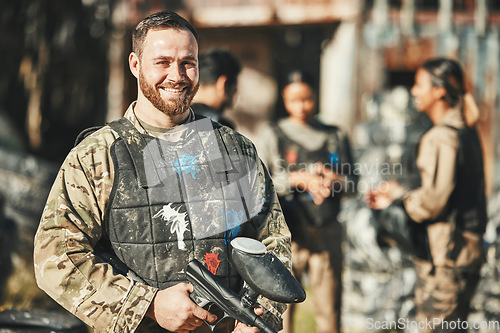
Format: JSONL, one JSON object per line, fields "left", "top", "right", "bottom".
{"left": 139, "top": 71, "right": 199, "bottom": 116}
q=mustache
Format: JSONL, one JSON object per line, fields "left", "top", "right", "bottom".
{"left": 157, "top": 82, "right": 191, "bottom": 90}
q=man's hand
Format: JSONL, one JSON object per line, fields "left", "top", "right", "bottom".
{"left": 288, "top": 162, "right": 340, "bottom": 205}
{"left": 364, "top": 180, "right": 404, "bottom": 210}
{"left": 146, "top": 283, "right": 217, "bottom": 333}
{"left": 232, "top": 306, "right": 265, "bottom": 333}
{"left": 364, "top": 189, "right": 392, "bottom": 210}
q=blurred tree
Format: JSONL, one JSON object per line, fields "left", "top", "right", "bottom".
{"left": 0, "top": 0, "right": 114, "bottom": 164}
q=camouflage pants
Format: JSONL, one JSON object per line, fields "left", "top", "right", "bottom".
{"left": 282, "top": 223, "right": 343, "bottom": 333}
{"left": 414, "top": 259, "right": 481, "bottom": 333}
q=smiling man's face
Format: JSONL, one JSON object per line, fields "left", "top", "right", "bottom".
{"left": 136, "top": 28, "right": 199, "bottom": 116}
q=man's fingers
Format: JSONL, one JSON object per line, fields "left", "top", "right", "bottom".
{"left": 253, "top": 306, "right": 265, "bottom": 316}
{"left": 233, "top": 321, "right": 261, "bottom": 333}
{"left": 232, "top": 307, "right": 265, "bottom": 332}
{"left": 188, "top": 317, "right": 205, "bottom": 327}
{"left": 322, "top": 178, "right": 333, "bottom": 190}
{"left": 313, "top": 196, "right": 325, "bottom": 206}
{"left": 315, "top": 162, "right": 335, "bottom": 177}
{"left": 193, "top": 305, "right": 217, "bottom": 323}
{"left": 180, "top": 282, "right": 194, "bottom": 294}
{"left": 314, "top": 162, "right": 325, "bottom": 174}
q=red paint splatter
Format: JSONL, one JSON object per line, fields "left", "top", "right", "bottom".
{"left": 204, "top": 252, "right": 222, "bottom": 275}
{"left": 285, "top": 150, "right": 298, "bottom": 165}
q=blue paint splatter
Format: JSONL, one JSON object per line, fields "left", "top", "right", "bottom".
{"left": 173, "top": 153, "right": 201, "bottom": 180}
{"left": 329, "top": 152, "right": 339, "bottom": 166}
{"left": 223, "top": 209, "right": 244, "bottom": 243}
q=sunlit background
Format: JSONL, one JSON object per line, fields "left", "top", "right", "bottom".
{"left": 0, "top": 1, "right": 499, "bottom": 332}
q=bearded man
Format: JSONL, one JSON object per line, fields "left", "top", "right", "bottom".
{"left": 33, "top": 11, "right": 290, "bottom": 333}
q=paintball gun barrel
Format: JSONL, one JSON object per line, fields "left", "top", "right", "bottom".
{"left": 186, "top": 237, "right": 306, "bottom": 333}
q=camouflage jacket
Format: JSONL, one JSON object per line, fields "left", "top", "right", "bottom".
{"left": 33, "top": 103, "right": 291, "bottom": 332}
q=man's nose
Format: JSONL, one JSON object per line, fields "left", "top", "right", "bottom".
{"left": 167, "top": 63, "right": 185, "bottom": 82}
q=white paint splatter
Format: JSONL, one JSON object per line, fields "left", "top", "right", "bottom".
{"left": 153, "top": 204, "right": 189, "bottom": 250}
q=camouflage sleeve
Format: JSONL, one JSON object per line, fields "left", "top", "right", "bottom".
{"left": 256, "top": 158, "right": 292, "bottom": 269}
{"left": 238, "top": 135, "right": 291, "bottom": 330}
{"left": 257, "top": 157, "right": 291, "bottom": 330}
{"left": 33, "top": 127, "right": 157, "bottom": 332}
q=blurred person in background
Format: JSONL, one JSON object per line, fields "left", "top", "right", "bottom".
{"left": 366, "top": 58, "right": 487, "bottom": 333}
{"left": 259, "top": 71, "right": 357, "bottom": 333}
{"left": 191, "top": 48, "right": 241, "bottom": 129}
{"left": 33, "top": 10, "right": 290, "bottom": 333}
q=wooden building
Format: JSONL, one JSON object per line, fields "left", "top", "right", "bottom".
{"left": 105, "top": 0, "right": 499, "bottom": 193}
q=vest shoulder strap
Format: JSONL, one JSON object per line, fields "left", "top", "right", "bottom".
{"left": 313, "top": 122, "right": 342, "bottom": 147}
{"left": 441, "top": 124, "right": 478, "bottom": 171}
{"left": 74, "top": 126, "right": 104, "bottom": 147}
{"left": 108, "top": 117, "right": 160, "bottom": 187}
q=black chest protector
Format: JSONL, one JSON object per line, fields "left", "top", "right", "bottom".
{"left": 445, "top": 125, "right": 487, "bottom": 234}
{"left": 101, "top": 116, "right": 259, "bottom": 290}
{"left": 274, "top": 123, "right": 342, "bottom": 227}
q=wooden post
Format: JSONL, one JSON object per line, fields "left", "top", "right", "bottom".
{"left": 438, "top": 0, "right": 453, "bottom": 34}
{"left": 474, "top": 0, "right": 488, "bottom": 37}
{"left": 401, "top": 0, "right": 415, "bottom": 36}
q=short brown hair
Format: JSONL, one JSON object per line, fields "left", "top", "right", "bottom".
{"left": 132, "top": 11, "right": 198, "bottom": 57}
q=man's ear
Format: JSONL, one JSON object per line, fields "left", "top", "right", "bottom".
{"left": 129, "top": 52, "right": 140, "bottom": 79}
